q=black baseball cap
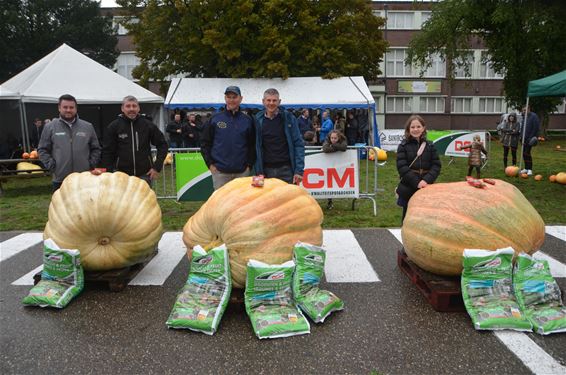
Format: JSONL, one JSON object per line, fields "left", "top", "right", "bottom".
{"left": 224, "top": 86, "right": 241, "bottom": 96}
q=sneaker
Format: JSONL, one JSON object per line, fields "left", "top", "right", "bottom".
{"left": 527, "top": 170, "right": 533, "bottom": 176}
{"left": 327, "top": 201, "right": 334, "bottom": 210}
{"left": 519, "top": 169, "right": 528, "bottom": 174}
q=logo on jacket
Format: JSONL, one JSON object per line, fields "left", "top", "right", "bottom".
{"left": 118, "top": 133, "right": 128, "bottom": 139}
{"left": 76, "top": 132, "right": 87, "bottom": 137}
{"left": 217, "top": 121, "right": 227, "bottom": 129}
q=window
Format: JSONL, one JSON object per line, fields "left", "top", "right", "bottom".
{"left": 552, "top": 99, "right": 565, "bottom": 114}
{"left": 479, "top": 97, "right": 506, "bottom": 113}
{"left": 116, "top": 53, "right": 140, "bottom": 80}
{"left": 387, "top": 96, "right": 413, "bottom": 113}
{"left": 420, "top": 12, "right": 431, "bottom": 27}
{"left": 479, "top": 51, "right": 503, "bottom": 78}
{"left": 451, "top": 97, "right": 473, "bottom": 113}
{"left": 386, "top": 12, "right": 414, "bottom": 29}
{"left": 113, "top": 16, "right": 138, "bottom": 36}
{"left": 454, "top": 51, "right": 474, "bottom": 78}
{"left": 420, "top": 97, "right": 445, "bottom": 113}
{"left": 423, "top": 53, "right": 445, "bottom": 77}
{"left": 386, "top": 49, "right": 413, "bottom": 77}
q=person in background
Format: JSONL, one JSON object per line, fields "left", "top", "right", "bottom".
{"left": 38, "top": 94, "right": 101, "bottom": 191}
{"left": 100, "top": 95, "right": 168, "bottom": 185}
{"left": 297, "top": 109, "right": 312, "bottom": 137}
{"left": 303, "top": 130, "right": 317, "bottom": 146}
{"left": 500, "top": 113, "right": 520, "bottom": 169}
{"left": 200, "top": 86, "right": 256, "bottom": 189}
{"left": 319, "top": 110, "right": 333, "bottom": 145}
{"left": 165, "top": 113, "right": 184, "bottom": 148}
{"left": 183, "top": 113, "right": 200, "bottom": 148}
{"left": 255, "top": 88, "right": 304, "bottom": 185}
{"left": 461, "top": 135, "right": 488, "bottom": 179}
{"left": 333, "top": 113, "right": 346, "bottom": 135}
{"left": 29, "top": 118, "right": 44, "bottom": 149}
{"left": 357, "top": 109, "right": 369, "bottom": 144}
{"left": 322, "top": 130, "right": 347, "bottom": 210}
{"left": 345, "top": 111, "right": 359, "bottom": 145}
{"left": 396, "top": 115, "right": 441, "bottom": 221}
{"left": 520, "top": 105, "right": 540, "bottom": 176}
{"left": 311, "top": 115, "right": 321, "bottom": 145}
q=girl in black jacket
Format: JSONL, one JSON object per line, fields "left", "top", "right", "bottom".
{"left": 396, "top": 115, "right": 441, "bottom": 221}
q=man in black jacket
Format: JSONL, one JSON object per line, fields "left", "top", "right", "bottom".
{"left": 165, "top": 113, "right": 184, "bottom": 148}
{"left": 101, "top": 96, "right": 168, "bottom": 185}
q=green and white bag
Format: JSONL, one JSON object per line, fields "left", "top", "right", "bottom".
{"left": 292, "top": 242, "right": 344, "bottom": 323}
{"left": 22, "top": 239, "right": 84, "bottom": 309}
{"left": 461, "top": 248, "right": 532, "bottom": 332}
{"left": 513, "top": 253, "right": 566, "bottom": 335}
{"left": 245, "top": 259, "right": 310, "bottom": 339}
{"left": 166, "top": 245, "right": 232, "bottom": 335}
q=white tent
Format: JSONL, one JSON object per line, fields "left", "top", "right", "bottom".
{"left": 1, "top": 43, "right": 163, "bottom": 104}
{"left": 0, "top": 44, "right": 164, "bottom": 152}
{"left": 165, "top": 76, "right": 380, "bottom": 145}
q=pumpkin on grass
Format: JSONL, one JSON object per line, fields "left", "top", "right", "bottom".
{"left": 44, "top": 171, "right": 163, "bottom": 271}
{"left": 183, "top": 177, "right": 323, "bottom": 288}
{"left": 401, "top": 179, "right": 544, "bottom": 276}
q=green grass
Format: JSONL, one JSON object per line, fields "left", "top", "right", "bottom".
{"left": 1, "top": 137, "right": 565, "bottom": 231}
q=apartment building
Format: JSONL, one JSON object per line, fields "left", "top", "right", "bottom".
{"left": 103, "top": 1, "right": 565, "bottom": 130}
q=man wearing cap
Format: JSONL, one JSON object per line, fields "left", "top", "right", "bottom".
{"left": 200, "top": 86, "right": 256, "bottom": 190}
{"left": 255, "top": 88, "right": 305, "bottom": 185}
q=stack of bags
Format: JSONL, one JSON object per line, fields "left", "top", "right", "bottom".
{"left": 461, "top": 247, "right": 566, "bottom": 335}
{"left": 167, "top": 242, "right": 344, "bottom": 338}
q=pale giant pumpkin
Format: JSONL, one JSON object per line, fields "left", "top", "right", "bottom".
{"left": 183, "top": 177, "right": 323, "bottom": 288}
{"left": 44, "top": 172, "right": 163, "bottom": 270}
{"left": 401, "top": 179, "right": 544, "bottom": 276}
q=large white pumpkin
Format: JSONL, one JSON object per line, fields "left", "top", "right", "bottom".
{"left": 44, "top": 172, "right": 163, "bottom": 270}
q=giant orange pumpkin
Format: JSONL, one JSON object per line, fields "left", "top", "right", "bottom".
{"left": 183, "top": 177, "right": 323, "bottom": 288}
{"left": 44, "top": 172, "right": 163, "bottom": 270}
{"left": 401, "top": 180, "right": 544, "bottom": 276}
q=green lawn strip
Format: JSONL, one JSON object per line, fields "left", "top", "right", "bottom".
{"left": 1, "top": 138, "right": 564, "bottom": 231}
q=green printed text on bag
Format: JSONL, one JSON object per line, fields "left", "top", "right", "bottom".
{"left": 22, "top": 239, "right": 84, "bottom": 309}
{"left": 461, "top": 248, "right": 532, "bottom": 332}
{"left": 245, "top": 259, "right": 310, "bottom": 339}
{"left": 166, "top": 244, "right": 231, "bottom": 335}
{"left": 292, "top": 242, "right": 344, "bottom": 323}
{"left": 513, "top": 253, "right": 566, "bottom": 335}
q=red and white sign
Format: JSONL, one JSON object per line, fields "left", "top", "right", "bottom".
{"left": 302, "top": 150, "right": 359, "bottom": 199}
{"left": 445, "top": 132, "right": 487, "bottom": 158}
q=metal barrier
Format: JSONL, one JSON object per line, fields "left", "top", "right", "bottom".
{"left": 152, "top": 145, "right": 385, "bottom": 216}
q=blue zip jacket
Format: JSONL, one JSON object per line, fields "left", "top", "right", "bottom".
{"left": 320, "top": 117, "right": 334, "bottom": 142}
{"left": 200, "top": 109, "right": 256, "bottom": 173}
{"left": 255, "top": 109, "right": 305, "bottom": 176}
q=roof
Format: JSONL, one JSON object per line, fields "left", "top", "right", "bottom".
{"left": 527, "top": 70, "right": 566, "bottom": 98}
{"left": 0, "top": 44, "right": 163, "bottom": 104}
{"left": 164, "top": 77, "right": 375, "bottom": 110}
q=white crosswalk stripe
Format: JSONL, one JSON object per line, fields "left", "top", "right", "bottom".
{"left": 546, "top": 226, "right": 566, "bottom": 241}
{"left": 0, "top": 233, "right": 43, "bottom": 263}
{"left": 388, "top": 226, "right": 566, "bottom": 375}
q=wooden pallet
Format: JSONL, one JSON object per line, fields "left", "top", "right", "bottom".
{"left": 397, "top": 249, "right": 465, "bottom": 312}
{"left": 33, "top": 250, "right": 158, "bottom": 292}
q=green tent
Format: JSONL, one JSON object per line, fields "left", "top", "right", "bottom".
{"left": 527, "top": 70, "right": 566, "bottom": 97}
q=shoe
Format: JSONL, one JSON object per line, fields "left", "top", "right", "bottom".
{"left": 527, "top": 170, "right": 533, "bottom": 176}
{"left": 327, "top": 202, "right": 334, "bottom": 210}
{"left": 519, "top": 169, "right": 527, "bottom": 174}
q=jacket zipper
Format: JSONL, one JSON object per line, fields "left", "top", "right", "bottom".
{"left": 130, "top": 120, "right": 136, "bottom": 176}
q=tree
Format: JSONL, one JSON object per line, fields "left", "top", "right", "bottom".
{"left": 115, "top": 0, "right": 386, "bottom": 85}
{"left": 406, "top": 0, "right": 566, "bottom": 131}
{"left": 0, "top": 0, "right": 118, "bottom": 82}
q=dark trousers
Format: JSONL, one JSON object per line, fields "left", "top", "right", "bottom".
{"left": 263, "top": 164, "right": 293, "bottom": 184}
{"left": 523, "top": 144, "right": 533, "bottom": 170}
{"left": 52, "top": 181, "right": 62, "bottom": 192}
{"left": 467, "top": 165, "right": 481, "bottom": 178}
{"left": 503, "top": 146, "right": 517, "bottom": 167}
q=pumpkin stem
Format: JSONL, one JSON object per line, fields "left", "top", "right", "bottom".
{"left": 98, "top": 236, "right": 111, "bottom": 245}
{"left": 203, "top": 239, "right": 223, "bottom": 251}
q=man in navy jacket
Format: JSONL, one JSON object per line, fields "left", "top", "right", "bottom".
{"left": 200, "top": 86, "right": 256, "bottom": 189}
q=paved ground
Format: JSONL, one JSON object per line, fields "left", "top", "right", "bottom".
{"left": 1, "top": 228, "right": 565, "bottom": 375}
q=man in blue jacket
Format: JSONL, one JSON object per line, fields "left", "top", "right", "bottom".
{"left": 519, "top": 105, "right": 540, "bottom": 176}
{"left": 255, "top": 88, "right": 305, "bottom": 185}
{"left": 319, "top": 110, "right": 334, "bottom": 143}
{"left": 200, "top": 86, "right": 256, "bottom": 189}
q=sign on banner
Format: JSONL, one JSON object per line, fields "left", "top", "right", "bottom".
{"left": 175, "top": 150, "right": 359, "bottom": 201}
{"left": 302, "top": 150, "right": 359, "bottom": 199}
{"left": 378, "top": 129, "right": 405, "bottom": 151}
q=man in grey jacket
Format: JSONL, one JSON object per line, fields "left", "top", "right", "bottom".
{"left": 38, "top": 94, "right": 101, "bottom": 191}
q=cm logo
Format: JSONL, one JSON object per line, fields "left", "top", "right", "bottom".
{"left": 303, "top": 167, "right": 355, "bottom": 189}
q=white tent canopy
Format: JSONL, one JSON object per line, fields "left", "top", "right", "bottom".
{"left": 1, "top": 44, "right": 163, "bottom": 104}
{"left": 165, "top": 76, "right": 375, "bottom": 110}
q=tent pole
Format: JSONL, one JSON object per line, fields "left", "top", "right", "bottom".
{"left": 20, "top": 100, "right": 30, "bottom": 152}
{"left": 518, "top": 97, "right": 529, "bottom": 171}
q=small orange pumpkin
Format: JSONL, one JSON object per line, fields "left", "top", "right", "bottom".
{"left": 520, "top": 173, "right": 529, "bottom": 179}
{"left": 29, "top": 150, "right": 38, "bottom": 159}
{"left": 556, "top": 172, "right": 566, "bottom": 185}
{"left": 505, "top": 166, "right": 519, "bottom": 177}
{"left": 534, "top": 174, "right": 542, "bottom": 181}
{"left": 22, "top": 152, "right": 30, "bottom": 159}
{"left": 549, "top": 175, "right": 557, "bottom": 183}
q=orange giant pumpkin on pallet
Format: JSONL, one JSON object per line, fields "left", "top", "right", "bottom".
{"left": 183, "top": 177, "right": 324, "bottom": 288}
{"left": 401, "top": 180, "right": 544, "bottom": 276}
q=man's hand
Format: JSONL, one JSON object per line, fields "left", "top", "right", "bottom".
{"left": 293, "top": 174, "right": 303, "bottom": 185}
{"left": 147, "top": 168, "right": 160, "bottom": 180}
{"left": 417, "top": 180, "right": 428, "bottom": 189}
{"left": 209, "top": 164, "right": 218, "bottom": 173}
{"left": 176, "top": 129, "right": 181, "bottom": 133}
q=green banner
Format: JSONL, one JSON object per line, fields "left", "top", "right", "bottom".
{"left": 428, "top": 131, "right": 469, "bottom": 154}
{"left": 175, "top": 153, "right": 214, "bottom": 201}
